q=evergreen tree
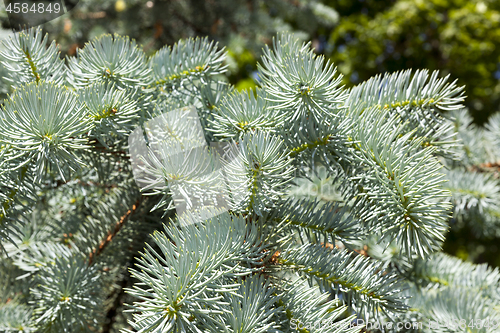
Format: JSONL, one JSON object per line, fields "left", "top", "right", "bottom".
{"left": 0, "top": 27, "right": 499, "bottom": 333}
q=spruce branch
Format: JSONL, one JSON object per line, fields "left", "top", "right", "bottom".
{"left": 223, "top": 132, "right": 295, "bottom": 215}
{"left": 443, "top": 168, "right": 500, "bottom": 216}
{"left": 348, "top": 107, "right": 451, "bottom": 258}
{"left": 150, "top": 36, "right": 227, "bottom": 87}
{"left": 82, "top": 82, "right": 142, "bottom": 149}
{"left": 72, "top": 177, "right": 142, "bottom": 257}
{"left": 30, "top": 256, "right": 103, "bottom": 332}
{"left": 284, "top": 111, "right": 354, "bottom": 174}
{"left": 0, "top": 81, "right": 92, "bottom": 182}
{"left": 7, "top": 242, "right": 73, "bottom": 279}
{"left": 217, "top": 275, "right": 282, "bottom": 333}
{"left": 447, "top": 109, "right": 494, "bottom": 166}
{"left": 483, "top": 112, "right": 500, "bottom": 161}
{"left": 208, "top": 88, "right": 284, "bottom": 140}
{"left": 0, "top": 302, "right": 34, "bottom": 332}
{"left": 473, "top": 161, "right": 500, "bottom": 173}
{"left": 277, "top": 275, "right": 359, "bottom": 333}
{"left": 412, "top": 252, "right": 500, "bottom": 298}
{"left": 124, "top": 213, "right": 267, "bottom": 332}
{"left": 269, "top": 197, "right": 364, "bottom": 246}
{"left": 258, "top": 33, "right": 347, "bottom": 124}
{"left": 68, "top": 34, "right": 152, "bottom": 89}
{"left": 345, "top": 69, "right": 465, "bottom": 114}
{"left": 277, "top": 243, "right": 409, "bottom": 320}
{"left": 413, "top": 287, "right": 500, "bottom": 333}
{"left": 288, "top": 134, "right": 333, "bottom": 158}
{"left": 346, "top": 70, "right": 465, "bottom": 159}
{"left": 0, "top": 28, "right": 498, "bottom": 333}
{"left": 0, "top": 164, "right": 31, "bottom": 250}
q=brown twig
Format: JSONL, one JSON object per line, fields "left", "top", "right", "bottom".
{"left": 472, "top": 161, "right": 500, "bottom": 174}
{"left": 88, "top": 196, "right": 143, "bottom": 266}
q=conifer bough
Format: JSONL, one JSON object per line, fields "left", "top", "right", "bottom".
{"left": 0, "top": 28, "right": 499, "bottom": 333}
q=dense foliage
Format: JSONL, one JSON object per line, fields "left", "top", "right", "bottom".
{"left": 0, "top": 27, "right": 499, "bottom": 333}
{"left": 328, "top": 0, "right": 500, "bottom": 125}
